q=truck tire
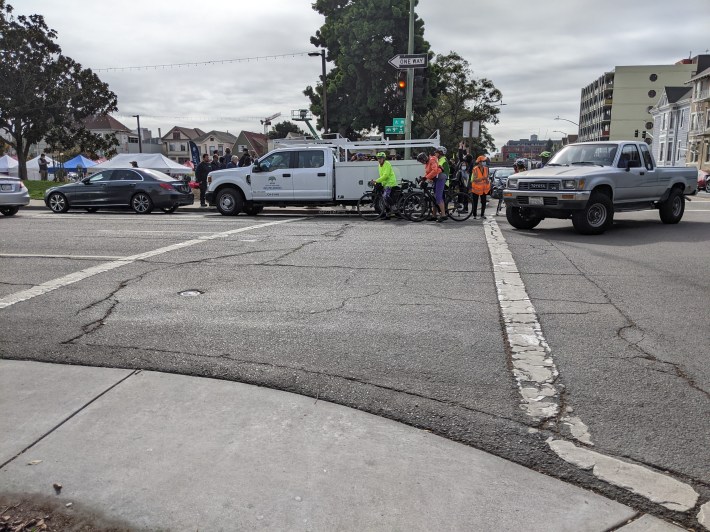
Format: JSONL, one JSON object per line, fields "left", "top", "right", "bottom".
{"left": 506, "top": 206, "right": 542, "bottom": 230}
{"left": 216, "top": 187, "right": 244, "bottom": 216}
{"left": 659, "top": 187, "right": 684, "bottom": 224}
{"left": 243, "top": 205, "right": 263, "bottom": 216}
{"left": 572, "top": 192, "right": 613, "bottom": 235}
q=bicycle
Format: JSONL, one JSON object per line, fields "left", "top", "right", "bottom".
{"left": 357, "top": 182, "right": 387, "bottom": 221}
{"left": 405, "top": 177, "right": 473, "bottom": 222}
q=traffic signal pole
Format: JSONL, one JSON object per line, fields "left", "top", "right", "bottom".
{"left": 404, "top": 0, "right": 415, "bottom": 160}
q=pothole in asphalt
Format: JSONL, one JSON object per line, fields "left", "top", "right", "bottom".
{"left": 179, "top": 289, "right": 203, "bottom": 297}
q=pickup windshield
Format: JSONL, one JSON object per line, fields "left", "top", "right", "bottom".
{"left": 549, "top": 144, "right": 619, "bottom": 167}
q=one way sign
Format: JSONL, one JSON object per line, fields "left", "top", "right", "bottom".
{"left": 388, "top": 54, "right": 428, "bottom": 69}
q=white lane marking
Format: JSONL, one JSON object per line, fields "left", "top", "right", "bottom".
{"left": 95, "top": 230, "right": 218, "bottom": 234}
{"left": 0, "top": 254, "right": 124, "bottom": 260}
{"left": 485, "top": 218, "right": 699, "bottom": 513}
{"left": 0, "top": 219, "right": 298, "bottom": 310}
{"left": 548, "top": 440, "right": 699, "bottom": 512}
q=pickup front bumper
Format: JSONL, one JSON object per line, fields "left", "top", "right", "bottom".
{"left": 504, "top": 189, "right": 591, "bottom": 210}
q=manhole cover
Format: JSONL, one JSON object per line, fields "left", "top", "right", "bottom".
{"left": 179, "top": 290, "right": 203, "bottom": 297}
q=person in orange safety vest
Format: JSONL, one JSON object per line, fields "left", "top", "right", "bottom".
{"left": 470, "top": 155, "right": 490, "bottom": 219}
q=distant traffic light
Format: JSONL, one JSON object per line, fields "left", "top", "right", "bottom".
{"left": 397, "top": 71, "right": 407, "bottom": 99}
{"left": 413, "top": 73, "right": 427, "bottom": 99}
{"left": 641, "top": 130, "right": 646, "bottom": 139}
{"left": 634, "top": 129, "right": 639, "bottom": 138}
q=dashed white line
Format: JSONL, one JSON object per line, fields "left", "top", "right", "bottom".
{"left": 0, "top": 218, "right": 298, "bottom": 310}
{"left": 483, "top": 218, "right": 699, "bottom": 514}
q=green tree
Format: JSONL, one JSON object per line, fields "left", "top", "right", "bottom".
{"left": 0, "top": 1, "right": 118, "bottom": 179}
{"left": 305, "top": 0, "right": 438, "bottom": 139}
{"left": 267, "top": 121, "right": 308, "bottom": 140}
{"left": 417, "top": 52, "right": 502, "bottom": 157}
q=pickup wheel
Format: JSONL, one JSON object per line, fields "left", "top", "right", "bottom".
{"left": 216, "top": 187, "right": 244, "bottom": 216}
{"left": 506, "top": 206, "right": 542, "bottom": 230}
{"left": 659, "top": 187, "right": 684, "bottom": 224}
{"left": 243, "top": 205, "right": 263, "bottom": 216}
{"left": 572, "top": 192, "right": 613, "bottom": 235}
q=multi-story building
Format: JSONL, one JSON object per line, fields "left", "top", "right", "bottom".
{"left": 161, "top": 127, "right": 206, "bottom": 164}
{"left": 578, "top": 55, "right": 710, "bottom": 142}
{"left": 687, "top": 66, "right": 710, "bottom": 172}
{"left": 649, "top": 87, "right": 692, "bottom": 166}
{"left": 500, "top": 135, "right": 549, "bottom": 162}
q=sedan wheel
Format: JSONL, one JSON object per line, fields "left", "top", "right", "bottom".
{"left": 1, "top": 206, "right": 20, "bottom": 216}
{"left": 47, "top": 192, "right": 69, "bottom": 213}
{"left": 86, "top": 207, "right": 99, "bottom": 213}
{"left": 131, "top": 193, "right": 153, "bottom": 214}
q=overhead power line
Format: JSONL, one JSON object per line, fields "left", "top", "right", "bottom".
{"left": 94, "top": 51, "right": 314, "bottom": 72}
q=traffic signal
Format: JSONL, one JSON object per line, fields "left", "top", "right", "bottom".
{"left": 634, "top": 129, "right": 639, "bottom": 138}
{"left": 413, "top": 73, "right": 427, "bottom": 98}
{"left": 641, "top": 130, "right": 646, "bottom": 139}
{"left": 397, "top": 71, "right": 407, "bottom": 99}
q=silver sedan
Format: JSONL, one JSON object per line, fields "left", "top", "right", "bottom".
{"left": 0, "top": 176, "right": 30, "bottom": 216}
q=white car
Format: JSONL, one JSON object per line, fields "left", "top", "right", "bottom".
{"left": 0, "top": 176, "right": 30, "bottom": 216}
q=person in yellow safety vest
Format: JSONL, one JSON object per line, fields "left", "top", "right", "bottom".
{"left": 371, "top": 151, "right": 397, "bottom": 219}
{"left": 470, "top": 155, "right": 491, "bottom": 219}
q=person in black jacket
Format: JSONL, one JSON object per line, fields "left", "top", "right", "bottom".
{"left": 238, "top": 148, "right": 252, "bottom": 167}
{"left": 195, "top": 153, "right": 212, "bottom": 207}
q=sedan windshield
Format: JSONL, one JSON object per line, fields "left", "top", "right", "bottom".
{"left": 549, "top": 144, "right": 618, "bottom": 167}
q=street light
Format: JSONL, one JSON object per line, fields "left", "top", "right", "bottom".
{"left": 553, "top": 130, "right": 567, "bottom": 136}
{"left": 308, "top": 50, "right": 328, "bottom": 135}
{"left": 132, "top": 114, "right": 142, "bottom": 153}
{"left": 554, "top": 116, "right": 579, "bottom": 127}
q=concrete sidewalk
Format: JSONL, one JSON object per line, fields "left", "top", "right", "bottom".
{"left": 0, "top": 360, "right": 683, "bottom": 531}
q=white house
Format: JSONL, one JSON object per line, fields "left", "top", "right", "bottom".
{"left": 650, "top": 87, "right": 692, "bottom": 166}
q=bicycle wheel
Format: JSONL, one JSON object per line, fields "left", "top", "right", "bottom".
{"left": 402, "top": 191, "right": 429, "bottom": 222}
{"left": 357, "top": 192, "right": 384, "bottom": 221}
{"left": 446, "top": 191, "right": 473, "bottom": 221}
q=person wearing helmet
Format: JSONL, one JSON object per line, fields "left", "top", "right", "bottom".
{"left": 470, "top": 155, "right": 491, "bottom": 219}
{"left": 514, "top": 158, "right": 527, "bottom": 172}
{"left": 370, "top": 151, "right": 397, "bottom": 219}
{"left": 537, "top": 151, "right": 551, "bottom": 169}
{"left": 418, "top": 151, "right": 447, "bottom": 222}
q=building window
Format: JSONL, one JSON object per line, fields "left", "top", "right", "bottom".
{"left": 169, "top": 143, "right": 176, "bottom": 151}
{"left": 661, "top": 113, "right": 666, "bottom": 130}
{"left": 677, "top": 142, "right": 682, "bottom": 161}
{"left": 649, "top": 73, "right": 658, "bottom": 82}
{"left": 659, "top": 143, "right": 665, "bottom": 163}
{"left": 679, "top": 110, "right": 685, "bottom": 128}
{"left": 180, "top": 144, "right": 186, "bottom": 152}
{"left": 648, "top": 90, "right": 656, "bottom": 98}
{"left": 666, "top": 142, "right": 672, "bottom": 162}
{"left": 705, "top": 143, "right": 710, "bottom": 163}
{"left": 128, "top": 137, "right": 138, "bottom": 144}
{"left": 172, "top": 132, "right": 180, "bottom": 140}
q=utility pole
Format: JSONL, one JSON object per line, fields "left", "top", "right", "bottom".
{"left": 132, "top": 115, "right": 143, "bottom": 153}
{"left": 404, "top": 0, "right": 415, "bottom": 160}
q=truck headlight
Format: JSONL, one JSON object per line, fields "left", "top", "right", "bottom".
{"left": 507, "top": 178, "right": 518, "bottom": 189}
{"left": 562, "top": 179, "right": 576, "bottom": 190}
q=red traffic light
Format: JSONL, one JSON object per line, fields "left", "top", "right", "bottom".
{"left": 398, "top": 79, "right": 406, "bottom": 89}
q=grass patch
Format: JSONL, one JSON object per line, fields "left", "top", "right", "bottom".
{"left": 23, "top": 180, "right": 59, "bottom": 200}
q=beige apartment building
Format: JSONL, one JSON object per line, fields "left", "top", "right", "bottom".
{"left": 578, "top": 56, "right": 710, "bottom": 142}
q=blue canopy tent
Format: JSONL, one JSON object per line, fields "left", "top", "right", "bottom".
{"left": 62, "top": 155, "right": 97, "bottom": 172}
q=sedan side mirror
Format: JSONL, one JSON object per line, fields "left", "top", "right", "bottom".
{"left": 81, "top": 177, "right": 91, "bottom": 184}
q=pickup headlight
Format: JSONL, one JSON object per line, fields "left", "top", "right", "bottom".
{"left": 562, "top": 179, "right": 585, "bottom": 190}
{"left": 507, "top": 178, "right": 518, "bottom": 189}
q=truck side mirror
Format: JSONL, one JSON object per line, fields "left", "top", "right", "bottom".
{"left": 251, "top": 164, "right": 261, "bottom": 173}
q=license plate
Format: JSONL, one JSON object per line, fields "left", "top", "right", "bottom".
{"left": 0, "top": 184, "right": 12, "bottom": 191}
{"left": 530, "top": 197, "right": 544, "bottom": 206}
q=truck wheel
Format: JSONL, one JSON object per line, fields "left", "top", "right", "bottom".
{"left": 659, "top": 188, "right": 684, "bottom": 224}
{"left": 572, "top": 192, "right": 613, "bottom": 235}
{"left": 216, "top": 187, "right": 243, "bottom": 216}
{"left": 506, "top": 206, "right": 542, "bottom": 230}
{"left": 243, "top": 205, "right": 263, "bottom": 216}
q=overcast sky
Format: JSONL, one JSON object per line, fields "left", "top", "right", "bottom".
{"left": 16, "top": 0, "right": 710, "bottom": 152}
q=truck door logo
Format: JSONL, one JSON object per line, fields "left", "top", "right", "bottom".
{"left": 268, "top": 176, "right": 276, "bottom": 182}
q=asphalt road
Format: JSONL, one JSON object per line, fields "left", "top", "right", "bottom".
{"left": 1, "top": 196, "right": 709, "bottom": 526}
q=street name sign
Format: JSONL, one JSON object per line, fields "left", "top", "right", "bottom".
{"left": 385, "top": 125, "right": 405, "bottom": 135}
{"left": 388, "top": 54, "right": 428, "bottom": 69}
{"left": 392, "top": 118, "right": 405, "bottom": 127}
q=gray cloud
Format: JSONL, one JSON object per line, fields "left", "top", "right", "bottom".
{"left": 16, "top": 0, "right": 710, "bottom": 150}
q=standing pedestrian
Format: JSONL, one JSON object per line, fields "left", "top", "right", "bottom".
{"left": 38, "top": 154, "right": 48, "bottom": 180}
{"left": 211, "top": 152, "right": 221, "bottom": 171}
{"left": 238, "top": 148, "right": 252, "bottom": 167}
{"left": 470, "top": 155, "right": 490, "bottom": 219}
{"left": 195, "top": 153, "right": 211, "bottom": 207}
{"left": 417, "top": 151, "right": 446, "bottom": 223}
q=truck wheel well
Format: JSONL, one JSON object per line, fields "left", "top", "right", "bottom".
{"left": 215, "top": 183, "right": 246, "bottom": 201}
{"left": 592, "top": 185, "right": 613, "bottom": 200}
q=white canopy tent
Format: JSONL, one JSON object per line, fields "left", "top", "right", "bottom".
{"left": 0, "top": 154, "right": 19, "bottom": 176}
{"left": 90, "top": 154, "right": 192, "bottom": 175}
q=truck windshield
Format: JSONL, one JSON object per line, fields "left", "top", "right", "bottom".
{"left": 549, "top": 144, "right": 619, "bottom": 167}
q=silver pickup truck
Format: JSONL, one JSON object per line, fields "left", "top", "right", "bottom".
{"left": 503, "top": 141, "right": 697, "bottom": 234}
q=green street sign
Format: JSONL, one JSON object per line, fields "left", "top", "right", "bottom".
{"left": 392, "top": 118, "right": 405, "bottom": 127}
{"left": 385, "top": 125, "right": 404, "bottom": 134}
